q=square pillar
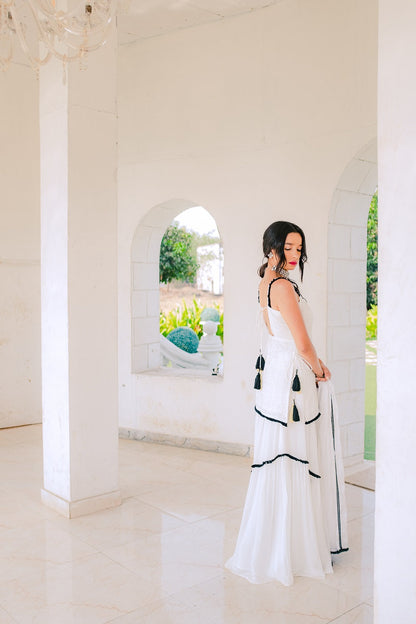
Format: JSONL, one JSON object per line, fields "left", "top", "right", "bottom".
{"left": 376, "top": 1, "right": 416, "bottom": 620}
{"left": 39, "top": 27, "right": 120, "bottom": 517}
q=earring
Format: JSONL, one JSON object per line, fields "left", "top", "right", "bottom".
{"left": 271, "top": 265, "right": 277, "bottom": 271}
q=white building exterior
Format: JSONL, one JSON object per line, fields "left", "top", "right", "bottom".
{"left": 0, "top": 0, "right": 415, "bottom": 620}
{"left": 196, "top": 243, "right": 224, "bottom": 295}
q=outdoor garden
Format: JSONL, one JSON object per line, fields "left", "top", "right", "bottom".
{"left": 159, "top": 217, "right": 224, "bottom": 368}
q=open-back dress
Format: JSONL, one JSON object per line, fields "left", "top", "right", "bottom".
{"left": 226, "top": 277, "right": 348, "bottom": 586}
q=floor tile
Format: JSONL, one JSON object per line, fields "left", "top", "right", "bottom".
{"left": 55, "top": 496, "right": 186, "bottom": 550}
{"left": 136, "top": 476, "right": 246, "bottom": 523}
{"left": 119, "top": 453, "right": 209, "bottom": 497}
{"left": 0, "top": 553, "right": 164, "bottom": 624}
{"left": 193, "top": 507, "right": 246, "bottom": 559}
{"left": 334, "top": 514, "right": 375, "bottom": 570}
{"left": 345, "top": 484, "right": 375, "bottom": 522}
{"left": 0, "top": 520, "right": 97, "bottom": 584}
{"left": 0, "top": 606, "right": 17, "bottom": 624}
{"left": 0, "top": 425, "right": 42, "bottom": 447}
{"left": 329, "top": 602, "right": 373, "bottom": 623}
{"left": 0, "top": 425, "right": 376, "bottom": 624}
{"left": 324, "top": 514, "right": 375, "bottom": 603}
{"left": 101, "top": 523, "right": 224, "bottom": 596}
{"left": 107, "top": 573, "right": 361, "bottom": 624}
{"left": 0, "top": 489, "right": 59, "bottom": 531}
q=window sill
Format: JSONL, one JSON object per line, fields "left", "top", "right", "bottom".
{"left": 136, "top": 367, "right": 223, "bottom": 380}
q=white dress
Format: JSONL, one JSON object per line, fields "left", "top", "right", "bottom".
{"left": 226, "top": 278, "right": 348, "bottom": 586}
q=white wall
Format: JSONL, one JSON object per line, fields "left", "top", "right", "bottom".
{"left": 0, "top": 66, "right": 41, "bottom": 428}
{"left": 375, "top": 1, "right": 416, "bottom": 620}
{"left": 117, "top": 0, "right": 377, "bottom": 455}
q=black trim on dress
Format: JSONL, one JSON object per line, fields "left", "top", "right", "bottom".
{"left": 255, "top": 406, "right": 321, "bottom": 427}
{"left": 267, "top": 276, "right": 301, "bottom": 306}
{"left": 254, "top": 406, "right": 288, "bottom": 427}
{"left": 305, "top": 412, "right": 321, "bottom": 425}
{"left": 330, "top": 396, "right": 348, "bottom": 554}
{"left": 251, "top": 452, "right": 321, "bottom": 479}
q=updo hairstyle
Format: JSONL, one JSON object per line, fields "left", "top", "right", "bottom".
{"left": 258, "top": 221, "right": 307, "bottom": 280}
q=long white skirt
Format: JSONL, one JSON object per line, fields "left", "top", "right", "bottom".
{"left": 226, "top": 367, "right": 348, "bottom": 586}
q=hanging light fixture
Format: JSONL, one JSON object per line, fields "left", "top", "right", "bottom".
{"left": 0, "top": 0, "right": 116, "bottom": 73}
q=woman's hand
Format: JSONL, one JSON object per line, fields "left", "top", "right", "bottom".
{"left": 316, "top": 359, "right": 331, "bottom": 382}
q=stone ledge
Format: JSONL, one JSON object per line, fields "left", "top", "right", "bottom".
{"left": 136, "top": 367, "right": 223, "bottom": 379}
{"left": 119, "top": 427, "right": 252, "bottom": 457}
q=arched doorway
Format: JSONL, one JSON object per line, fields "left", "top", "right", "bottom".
{"left": 327, "top": 138, "right": 377, "bottom": 464}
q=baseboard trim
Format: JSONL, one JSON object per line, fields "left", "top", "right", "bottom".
{"left": 41, "top": 488, "right": 122, "bottom": 518}
{"left": 119, "top": 427, "right": 252, "bottom": 458}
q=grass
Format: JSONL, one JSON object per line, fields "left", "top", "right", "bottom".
{"left": 364, "top": 362, "right": 377, "bottom": 461}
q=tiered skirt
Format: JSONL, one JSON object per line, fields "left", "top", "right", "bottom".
{"left": 226, "top": 352, "right": 348, "bottom": 586}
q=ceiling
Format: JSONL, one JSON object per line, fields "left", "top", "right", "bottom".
{"left": 116, "top": 0, "right": 278, "bottom": 45}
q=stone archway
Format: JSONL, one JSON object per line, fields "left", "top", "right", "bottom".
{"left": 327, "top": 138, "right": 377, "bottom": 464}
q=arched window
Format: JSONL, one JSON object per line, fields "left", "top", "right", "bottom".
{"left": 131, "top": 200, "right": 223, "bottom": 375}
{"left": 159, "top": 206, "right": 224, "bottom": 373}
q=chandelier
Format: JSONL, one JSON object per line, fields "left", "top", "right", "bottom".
{"left": 0, "top": 0, "right": 116, "bottom": 73}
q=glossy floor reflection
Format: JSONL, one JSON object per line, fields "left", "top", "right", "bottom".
{"left": 0, "top": 425, "right": 374, "bottom": 623}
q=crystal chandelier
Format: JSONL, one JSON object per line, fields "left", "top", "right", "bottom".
{"left": 0, "top": 0, "right": 116, "bottom": 73}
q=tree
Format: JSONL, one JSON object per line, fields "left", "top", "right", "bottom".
{"left": 367, "top": 191, "right": 378, "bottom": 309}
{"left": 159, "top": 224, "right": 199, "bottom": 285}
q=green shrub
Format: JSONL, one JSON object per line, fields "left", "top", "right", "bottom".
{"left": 167, "top": 327, "right": 200, "bottom": 353}
{"left": 366, "top": 305, "right": 377, "bottom": 339}
{"left": 200, "top": 307, "right": 220, "bottom": 323}
{"left": 160, "top": 298, "right": 224, "bottom": 341}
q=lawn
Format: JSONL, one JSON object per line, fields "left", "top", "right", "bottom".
{"left": 365, "top": 362, "right": 377, "bottom": 461}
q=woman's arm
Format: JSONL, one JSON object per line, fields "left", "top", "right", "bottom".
{"left": 270, "top": 279, "right": 327, "bottom": 380}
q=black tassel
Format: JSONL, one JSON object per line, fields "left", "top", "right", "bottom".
{"left": 292, "top": 370, "right": 301, "bottom": 392}
{"left": 292, "top": 400, "right": 300, "bottom": 422}
{"left": 254, "top": 353, "right": 265, "bottom": 389}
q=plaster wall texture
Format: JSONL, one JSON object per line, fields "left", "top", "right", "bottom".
{"left": 40, "top": 30, "right": 120, "bottom": 510}
{"left": 0, "top": 66, "right": 41, "bottom": 428}
{"left": 375, "top": 0, "right": 416, "bottom": 619}
{"left": 117, "top": 0, "right": 377, "bottom": 454}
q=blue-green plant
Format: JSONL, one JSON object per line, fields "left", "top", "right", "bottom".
{"left": 200, "top": 307, "right": 220, "bottom": 323}
{"left": 167, "top": 327, "right": 200, "bottom": 354}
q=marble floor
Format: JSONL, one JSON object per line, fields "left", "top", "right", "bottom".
{"left": 0, "top": 425, "right": 374, "bottom": 624}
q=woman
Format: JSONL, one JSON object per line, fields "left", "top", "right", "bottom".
{"left": 226, "top": 221, "right": 348, "bottom": 586}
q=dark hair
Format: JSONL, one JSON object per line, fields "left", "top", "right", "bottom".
{"left": 258, "top": 221, "right": 307, "bottom": 280}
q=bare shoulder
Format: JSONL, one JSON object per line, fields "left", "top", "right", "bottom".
{"left": 270, "top": 278, "right": 296, "bottom": 296}
{"left": 269, "top": 278, "right": 298, "bottom": 308}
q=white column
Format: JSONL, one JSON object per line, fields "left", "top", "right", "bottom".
{"left": 375, "top": 1, "right": 416, "bottom": 620}
{"left": 39, "top": 28, "right": 120, "bottom": 517}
